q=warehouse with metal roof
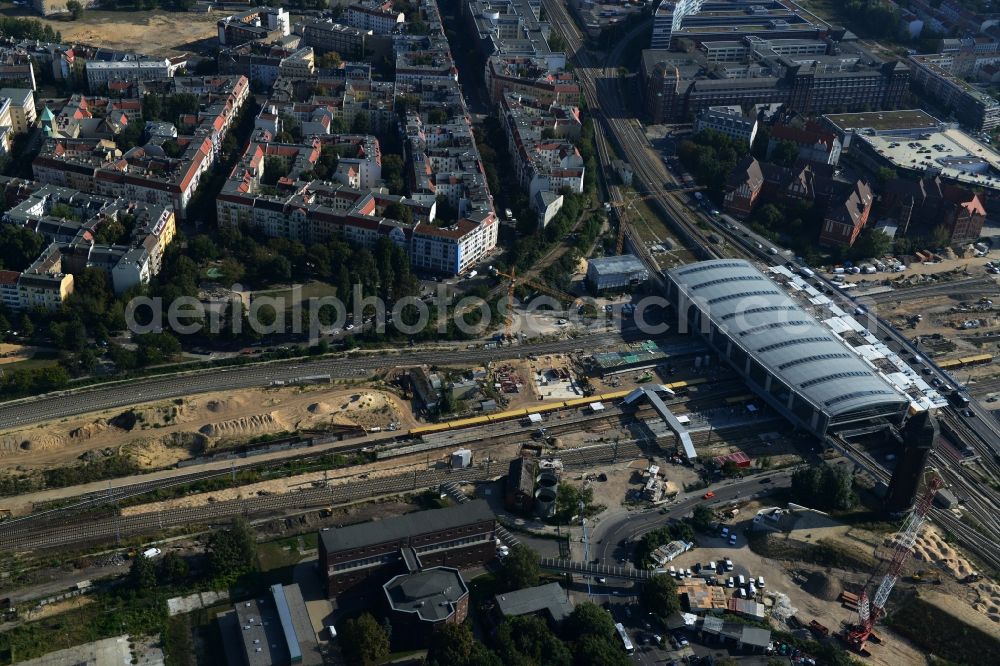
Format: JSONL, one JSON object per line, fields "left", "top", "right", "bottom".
{"left": 665, "top": 259, "right": 909, "bottom": 437}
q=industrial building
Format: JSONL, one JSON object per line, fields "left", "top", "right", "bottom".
{"left": 665, "top": 260, "right": 910, "bottom": 437}
{"left": 318, "top": 500, "right": 496, "bottom": 596}
{"left": 493, "top": 582, "right": 575, "bottom": 627}
{"left": 218, "top": 583, "right": 320, "bottom": 666}
{"left": 586, "top": 254, "right": 649, "bottom": 292}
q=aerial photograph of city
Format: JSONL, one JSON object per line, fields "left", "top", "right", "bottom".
{"left": 0, "top": 0, "right": 999, "bottom": 664}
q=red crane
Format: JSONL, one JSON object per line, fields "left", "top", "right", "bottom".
{"left": 847, "top": 469, "right": 943, "bottom": 652}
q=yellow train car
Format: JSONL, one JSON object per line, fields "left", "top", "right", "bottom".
{"left": 725, "top": 394, "right": 754, "bottom": 405}
{"left": 960, "top": 353, "right": 993, "bottom": 367}
{"left": 937, "top": 358, "right": 963, "bottom": 370}
{"left": 563, "top": 396, "right": 595, "bottom": 409}
{"left": 447, "top": 415, "right": 493, "bottom": 429}
{"left": 533, "top": 402, "right": 568, "bottom": 415}
{"left": 408, "top": 422, "right": 453, "bottom": 436}
{"left": 597, "top": 389, "right": 633, "bottom": 401}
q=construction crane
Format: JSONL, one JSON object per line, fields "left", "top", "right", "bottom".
{"left": 847, "top": 469, "right": 943, "bottom": 652}
{"left": 493, "top": 267, "right": 579, "bottom": 340}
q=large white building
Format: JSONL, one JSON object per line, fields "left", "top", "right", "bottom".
{"left": 695, "top": 106, "right": 758, "bottom": 146}
{"left": 651, "top": 0, "right": 704, "bottom": 50}
{"left": 346, "top": 2, "right": 405, "bottom": 35}
{"left": 86, "top": 59, "right": 173, "bottom": 89}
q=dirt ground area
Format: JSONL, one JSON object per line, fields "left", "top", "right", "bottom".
{"left": 0, "top": 343, "right": 41, "bottom": 365}
{"left": 120, "top": 439, "right": 524, "bottom": 517}
{"left": 0, "top": 384, "right": 414, "bottom": 473}
{"left": 33, "top": 10, "right": 219, "bottom": 57}
{"left": 668, "top": 509, "right": 974, "bottom": 666}
{"left": 844, "top": 248, "right": 998, "bottom": 284}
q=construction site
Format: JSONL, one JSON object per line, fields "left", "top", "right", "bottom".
{"left": 0, "top": 258, "right": 998, "bottom": 666}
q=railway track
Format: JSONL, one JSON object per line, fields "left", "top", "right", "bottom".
{"left": 834, "top": 435, "right": 1000, "bottom": 571}
{"left": 864, "top": 277, "right": 997, "bottom": 304}
{"left": 0, "top": 438, "right": 647, "bottom": 554}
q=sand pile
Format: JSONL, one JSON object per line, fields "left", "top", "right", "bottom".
{"left": 308, "top": 402, "right": 331, "bottom": 414}
{"left": 803, "top": 572, "right": 840, "bottom": 601}
{"left": 911, "top": 528, "right": 976, "bottom": 579}
{"left": 0, "top": 433, "right": 65, "bottom": 453}
{"left": 69, "top": 420, "right": 109, "bottom": 440}
{"left": 199, "top": 413, "right": 284, "bottom": 439}
{"left": 972, "top": 581, "right": 1000, "bottom": 623}
{"left": 206, "top": 396, "right": 247, "bottom": 413}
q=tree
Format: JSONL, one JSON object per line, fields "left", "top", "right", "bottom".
{"left": 206, "top": 516, "right": 257, "bottom": 582}
{"left": 128, "top": 552, "right": 157, "bottom": 593}
{"left": 573, "top": 634, "right": 632, "bottom": 666}
{"left": 351, "top": 112, "right": 370, "bottom": 134}
{"left": 495, "top": 615, "right": 572, "bottom": 666}
{"left": 497, "top": 544, "right": 540, "bottom": 591}
{"left": 340, "top": 613, "right": 389, "bottom": 666}
{"left": 769, "top": 139, "right": 800, "bottom": 167}
{"left": 318, "top": 50, "right": 342, "bottom": 69}
{"left": 640, "top": 574, "right": 680, "bottom": 618}
{"left": 849, "top": 228, "right": 893, "bottom": 260}
{"left": 721, "top": 460, "right": 741, "bottom": 477}
{"left": 158, "top": 552, "right": 189, "bottom": 586}
{"left": 564, "top": 601, "right": 616, "bottom": 640}
{"left": 427, "top": 107, "right": 448, "bottom": 124}
{"left": 66, "top": 0, "right": 83, "bottom": 20}
{"left": 691, "top": 504, "right": 715, "bottom": 532}
{"left": 426, "top": 622, "right": 502, "bottom": 666}
{"left": 0, "top": 225, "right": 45, "bottom": 272}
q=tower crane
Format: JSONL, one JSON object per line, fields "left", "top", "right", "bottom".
{"left": 847, "top": 469, "right": 942, "bottom": 652}
{"left": 492, "top": 267, "right": 580, "bottom": 340}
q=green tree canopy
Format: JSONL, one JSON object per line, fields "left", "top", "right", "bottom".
{"left": 495, "top": 615, "right": 573, "bottom": 666}
{"left": 497, "top": 544, "right": 540, "bottom": 591}
{"left": 339, "top": 613, "right": 389, "bottom": 666}
{"left": 563, "top": 601, "right": 615, "bottom": 640}
{"left": 425, "top": 622, "right": 502, "bottom": 666}
{"left": 640, "top": 574, "right": 680, "bottom": 618}
{"left": 206, "top": 516, "right": 257, "bottom": 582}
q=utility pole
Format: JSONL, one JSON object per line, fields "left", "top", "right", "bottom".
{"left": 580, "top": 500, "right": 591, "bottom": 597}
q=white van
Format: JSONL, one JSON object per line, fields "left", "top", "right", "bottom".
{"left": 738, "top": 575, "right": 746, "bottom": 586}
{"left": 757, "top": 576, "right": 765, "bottom": 588}
{"left": 748, "top": 583, "right": 757, "bottom": 596}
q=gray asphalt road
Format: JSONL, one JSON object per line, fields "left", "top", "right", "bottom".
{"left": 0, "top": 332, "right": 629, "bottom": 430}
{"left": 593, "top": 469, "right": 796, "bottom": 566}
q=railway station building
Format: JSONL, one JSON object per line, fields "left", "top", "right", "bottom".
{"left": 665, "top": 259, "right": 909, "bottom": 437}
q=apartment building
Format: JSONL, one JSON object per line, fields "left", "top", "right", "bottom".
{"left": 300, "top": 18, "right": 371, "bottom": 58}
{"left": 346, "top": 2, "right": 405, "bottom": 35}
{"left": 318, "top": 500, "right": 496, "bottom": 597}
{"left": 694, "top": 105, "right": 758, "bottom": 146}
{"left": 484, "top": 55, "right": 577, "bottom": 106}
{"left": 0, "top": 242, "right": 74, "bottom": 311}
{"left": 499, "top": 92, "right": 584, "bottom": 225}
{"left": 908, "top": 54, "right": 1000, "bottom": 133}
{"left": 217, "top": 7, "right": 291, "bottom": 46}
{"left": 2, "top": 183, "right": 177, "bottom": 294}
{"left": 33, "top": 76, "right": 250, "bottom": 219}
{"left": 0, "top": 49, "right": 36, "bottom": 91}
{"left": 86, "top": 58, "right": 173, "bottom": 90}
{"left": 219, "top": 43, "right": 315, "bottom": 89}
{"left": 464, "top": 0, "right": 560, "bottom": 67}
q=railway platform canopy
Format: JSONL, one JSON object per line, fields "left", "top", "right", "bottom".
{"left": 665, "top": 259, "right": 909, "bottom": 437}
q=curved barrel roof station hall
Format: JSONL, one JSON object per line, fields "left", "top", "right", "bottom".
{"left": 665, "top": 259, "right": 909, "bottom": 437}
